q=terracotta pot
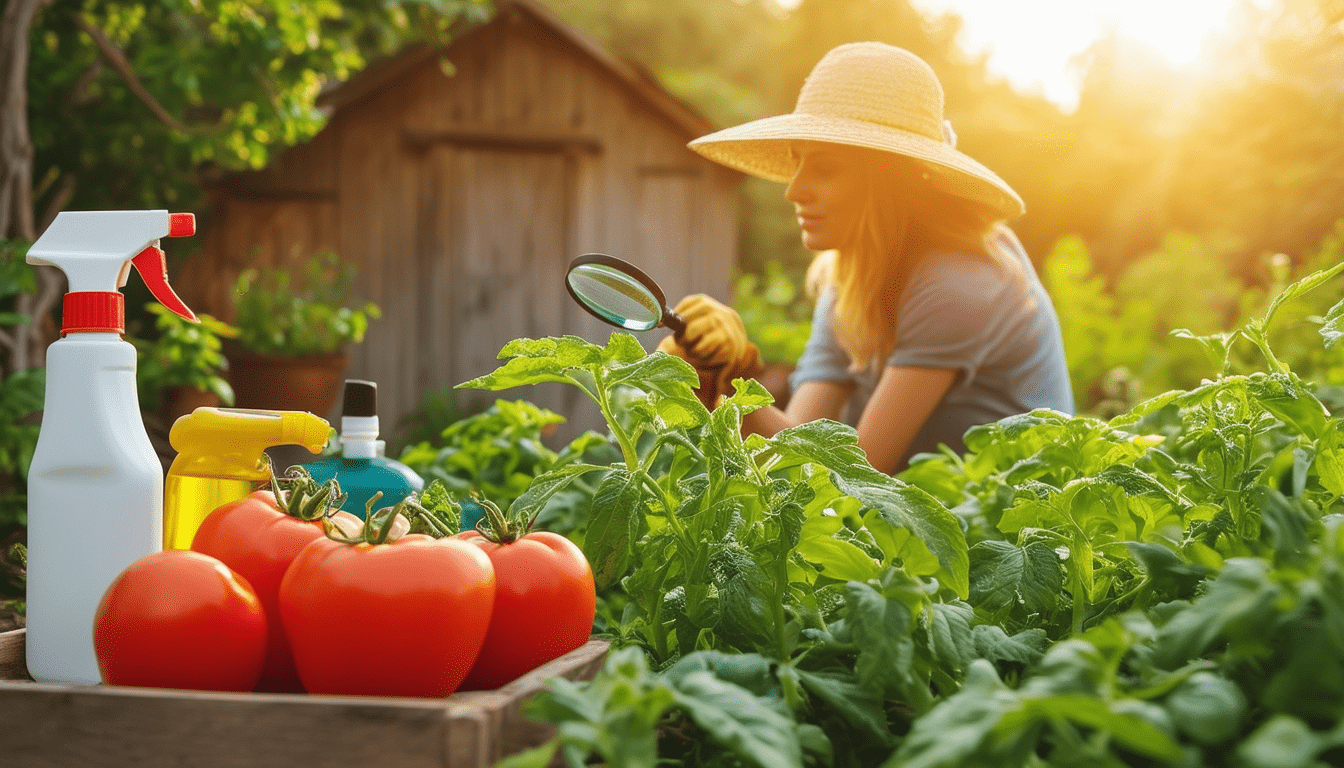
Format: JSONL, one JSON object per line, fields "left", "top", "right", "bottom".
{"left": 226, "top": 350, "right": 348, "bottom": 417}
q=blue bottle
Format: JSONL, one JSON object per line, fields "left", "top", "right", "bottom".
{"left": 301, "top": 380, "right": 423, "bottom": 519}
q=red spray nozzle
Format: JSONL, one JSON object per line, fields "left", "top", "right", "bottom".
{"left": 168, "top": 213, "right": 196, "bottom": 238}
{"left": 131, "top": 246, "right": 197, "bottom": 323}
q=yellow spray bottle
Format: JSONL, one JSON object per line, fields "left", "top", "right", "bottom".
{"left": 163, "top": 408, "right": 332, "bottom": 549}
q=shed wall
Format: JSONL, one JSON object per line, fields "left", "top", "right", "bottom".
{"left": 185, "top": 8, "right": 738, "bottom": 438}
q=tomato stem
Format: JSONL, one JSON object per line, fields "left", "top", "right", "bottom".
{"left": 476, "top": 497, "right": 528, "bottom": 544}
{"left": 271, "top": 465, "right": 345, "bottom": 521}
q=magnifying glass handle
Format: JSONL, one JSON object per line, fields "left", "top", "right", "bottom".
{"left": 663, "top": 309, "right": 688, "bottom": 339}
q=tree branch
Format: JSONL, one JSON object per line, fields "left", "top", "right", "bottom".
{"left": 71, "top": 12, "right": 221, "bottom": 137}
{"left": 0, "top": 0, "right": 54, "bottom": 242}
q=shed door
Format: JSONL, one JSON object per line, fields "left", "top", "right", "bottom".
{"left": 415, "top": 146, "right": 579, "bottom": 425}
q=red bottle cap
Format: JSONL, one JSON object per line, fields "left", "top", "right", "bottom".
{"left": 62, "top": 292, "right": 125, "bottom": 334}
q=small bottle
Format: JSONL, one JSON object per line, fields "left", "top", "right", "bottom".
{"left": 163, "top": 408, "right": 332, "bottom": 549}
{"left": 301, "top": 380, "right": 423, "bottom": 518}
{"left": 24, "top": 210, "right": 197, "bottom": 684}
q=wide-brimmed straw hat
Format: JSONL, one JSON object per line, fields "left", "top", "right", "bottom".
{"left": 688, "top": 42, "right": 1025, "bottom": 220}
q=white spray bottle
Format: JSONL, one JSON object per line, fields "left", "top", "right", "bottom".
{"left": 24, "top": 210, "right": 198, "bottom": 685}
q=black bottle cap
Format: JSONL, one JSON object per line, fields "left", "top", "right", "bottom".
{"left": 342, "top": 379, "right": 378, "bottom": 418}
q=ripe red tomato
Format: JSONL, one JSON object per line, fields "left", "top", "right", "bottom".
{"left": 278, "top": 533, "right": 496, "bottom": 697}
{"left": 456, "top": 530, "right": 596, "bottom": 690}
{"left": 93, "top": 550, "right": 267, "bottom": 692}
{"left": 191, "top": 490, "right": 325, "bottom": 692}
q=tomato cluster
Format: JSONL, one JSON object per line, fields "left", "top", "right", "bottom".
{"left": 92, "top": 476, "right": 596, "bottom": 698}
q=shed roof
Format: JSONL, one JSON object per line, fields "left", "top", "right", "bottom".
{"left": 317, "top": 0, "right": 717, "bottom": 139}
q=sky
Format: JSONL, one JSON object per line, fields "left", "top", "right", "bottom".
{"left": 800, "top": 0, "right": 1270, "bottom": 111}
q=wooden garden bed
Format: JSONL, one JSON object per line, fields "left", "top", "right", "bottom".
{"left": 0, "top": 628, "right": 607, "bottom": 767}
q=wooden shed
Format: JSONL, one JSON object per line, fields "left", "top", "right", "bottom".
{"left": 179, "top": 0, "right": 740, "bottom": 438}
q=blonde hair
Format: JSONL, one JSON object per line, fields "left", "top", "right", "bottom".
{"left": 804, "top": 151, "right": 1019, "bottom": 372}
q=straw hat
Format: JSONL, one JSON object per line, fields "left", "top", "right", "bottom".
{"left": 688, "top": 42, "right": 1025, "bottom": 220}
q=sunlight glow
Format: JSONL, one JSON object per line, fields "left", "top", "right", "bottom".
{"left": 875, "top": 0, "right": 1267, "bottom": 111}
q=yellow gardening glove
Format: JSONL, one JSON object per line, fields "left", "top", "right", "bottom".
{"left": 673, "top": 294, "right": 752, "bottom": 370}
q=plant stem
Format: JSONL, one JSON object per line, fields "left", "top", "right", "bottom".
{"left": 593, "top": 372, "right": 639, "bottom": 472}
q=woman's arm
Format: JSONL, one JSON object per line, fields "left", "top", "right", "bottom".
{"left": 855, "top": 366, "right": 957, "bottom": 474}
{"left": 740, "top": 379, "right": 854, "bottom": 439}
{"left": 740, "top": 367, "right": 953, "bottom": 474}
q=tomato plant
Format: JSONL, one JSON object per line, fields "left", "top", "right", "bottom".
{"left": 455, "top": 499, "right": 596, "bottom": 690}
{"left": 190, "top": 469, "right": 346, "bottom": 692}
{"left": 278, "top": 515, "right": 496, "bottom": 698}
{"left": 93, "top": 550, "right": 266, "bottom": 692}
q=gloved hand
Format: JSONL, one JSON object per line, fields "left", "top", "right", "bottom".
{"left": 672, "top": 294, "right": 752, "bottom": 370}
{"left": 657, "top": 332, "right": 763, "bottom": 410}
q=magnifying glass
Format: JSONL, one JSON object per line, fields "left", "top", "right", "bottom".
{"left": 564, "top": 254, "right": 686, "bottom": 337}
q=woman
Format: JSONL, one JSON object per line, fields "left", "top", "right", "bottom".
{"left": 659, "top": 42, "right": 1074, "bottom": 474}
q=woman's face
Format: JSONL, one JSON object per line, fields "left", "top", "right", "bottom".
{"left": 784, "top": 143, "right": 872, "bottom": 252}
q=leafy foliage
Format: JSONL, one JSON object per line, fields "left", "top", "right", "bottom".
{"left": 230, "top": 250, "right": 381, "bottom": 355}
{"left": 1046, "top": 220, "right": 1344, "bottom": 415}
{"left": 27, "top": 0, "right": 491, "bottom": 215}
{"left": 131, "top": 302, "right": 238, "bottom": 412}
{"left": 734, "top": 261, "right": 813, "bottom": 365}
{"left": 485, "top": 264, "right": 1344, "bottom": 767}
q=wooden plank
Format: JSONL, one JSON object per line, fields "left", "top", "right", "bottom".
{"left": 0, "top": 628, "right": 24, "bottom": 680}
{"left": 0, "top": 630, "right": 609, "bottom": 768}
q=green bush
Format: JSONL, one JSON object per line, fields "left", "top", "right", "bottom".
{"left": 132, "top": 302, "right": 238, "bottom": 412}
{"left": 735, "top": 260, "right": 812, "bottom": 365}
{"left": 231, "top": 250, "right": 381, "bottom": 355}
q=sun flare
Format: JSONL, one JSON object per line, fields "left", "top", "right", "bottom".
{"left": 902, "top": 0, "right": 1270, "bottom": 110}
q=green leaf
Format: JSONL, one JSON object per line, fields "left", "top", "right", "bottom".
{"left": 771, "top": 420, "right": 969, "bottom": 597}
{"left": 1153, "top": 558, "right": 1284, "bottom": 669}
{"left": 842, "top": 578, "right": 919, "bottom": 701}
{"left": 1321, "top": 297, "right": 1344, "bottom": 349}
{"left": 1165, "top": 671, "right": 1247, "bottom": 746}
{"left": 864, "top": 514, "right": 943, "bottom": 578}
{"left": 925, "top": 601, "right": 975, "bottom": 676}
{"left": 1248, "top": 372, "right": 1330, "bottom": 440}
{"left": 1007, "top": 695, "right": 1184, "bottom": 761}
{"left": 509, "top": 462, "right": 608, "bottom": 522}
{"left": 711, "top": 545, "right": 778, "bottom": 653}
{"left": 884, "top": 660, "right": 1019, "bottom": 768}
{"left": 584, "top": 469, "right": 647, "bottom": 591}
{"left": 968, "top": 540, "right": 1063, "bottom": 614}
{"left": 496, "top": 740, "right": 560, "bottom": 768}
{"left": 607, "top": 352, "right": 707, "bottom": 429}
{"left": 970, "top": 625, "right": 1049, "bottom": 667}
{"left": 1236, "top": 716, "right": 1324, "bottom": 768}
{"left": 796, "top": 515, "right": 881, "bottom": 582}
{"left": 1126, "top": 542, "right": 1210, "bottom": 595}
{"left": 670, "top": 671, "right": 805, "bottom": 768}
{"left": 792, "top": 667, "right": 892, "bottom": 745}
{"left": 1264, "top": 260, "right": 1344, "bottom": 329}
{"left": 664, "top": 651, "right": 778, "bottom": 698}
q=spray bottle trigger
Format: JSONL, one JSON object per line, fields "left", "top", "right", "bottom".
{"left": 131, "top": 245, "right": 198, "bottom": 322}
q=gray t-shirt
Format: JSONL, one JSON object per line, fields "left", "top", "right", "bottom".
{"left": 789, "top": 230, "right": 1074, "bottom": 468}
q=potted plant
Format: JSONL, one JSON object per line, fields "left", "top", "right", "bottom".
{"left": 133, "top": 303, "right": 239, "bottom": 424}
{"left": 226, "top": 250, "right": 381, "bottom": 416}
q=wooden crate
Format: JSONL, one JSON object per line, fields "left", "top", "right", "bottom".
{"left": 0, "top": 628, "right": 607, "bottom": 767}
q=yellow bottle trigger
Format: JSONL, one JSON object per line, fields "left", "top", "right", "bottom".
{"left": 163, "top": 407, "right": 332, "bottom": 549}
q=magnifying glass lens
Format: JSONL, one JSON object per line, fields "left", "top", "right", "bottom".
{"left": 567, "top": 265, "right": 663, "bottom": 331}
